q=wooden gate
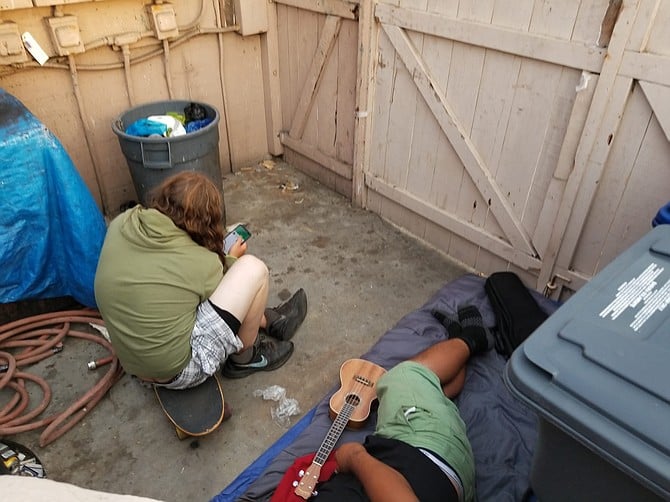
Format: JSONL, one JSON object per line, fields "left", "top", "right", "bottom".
{"left": 274, "top": 0, "right": 360, "bottom": 197}
{"left": 536, "top": 0, "right": 670, "bottom": 297}
{"left": 275, "top": 0, "right": 670, "bottom": 298}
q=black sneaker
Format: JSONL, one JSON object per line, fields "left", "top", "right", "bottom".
{"left": 265, "top": 289, "right": 308, "bottom": 341}
{"left": 431, "top": 308, "right": 462, "bottom": 338}
{"left": 221, "top": 334, "right": 294, "bottom": 379}
{"left": 456, "top": 305, "right": 494, "bottom": 355}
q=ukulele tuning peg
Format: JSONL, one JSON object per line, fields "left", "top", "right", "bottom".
{"left": 292, "top": 481, "right": 299, "bottom": 487}
{"left": 298, "top": 469, "right": 305, "bottom": 476}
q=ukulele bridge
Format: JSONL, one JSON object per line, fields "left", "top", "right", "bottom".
{"left": 354, "top": 375, "right": 373, "bottom": 387}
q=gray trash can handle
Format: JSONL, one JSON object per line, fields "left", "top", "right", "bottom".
{"left": 140, "top": 140, "right": 173, "bottom": 169}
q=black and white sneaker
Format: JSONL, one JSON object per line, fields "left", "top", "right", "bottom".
{"left": 221, "top": 334, "right": 294, "bottom": 379}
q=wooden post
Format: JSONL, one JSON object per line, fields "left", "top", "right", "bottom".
{"left": 352, "top": 0, "right": 377, "bottom": 208}
{"left": 261, "top": 0, "right": 284, "bottom": 156}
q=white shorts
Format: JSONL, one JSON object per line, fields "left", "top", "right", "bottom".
{"left": 158, "top": 301, "right": 243, "bottom": 389}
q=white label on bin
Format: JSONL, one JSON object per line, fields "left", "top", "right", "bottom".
{"left": 599, "top": 263, "right": 670, "bottom": 331}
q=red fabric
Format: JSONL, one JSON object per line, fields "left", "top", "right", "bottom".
{"left": 270, "top": 451, "right": 338, "bottom": 502}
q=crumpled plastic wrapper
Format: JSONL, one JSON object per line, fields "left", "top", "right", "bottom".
{"left": 253, "top": 385, "right": 301, "bottom": 427}
{"left": 89, "top": 323, "right": 110, "bottom": 342}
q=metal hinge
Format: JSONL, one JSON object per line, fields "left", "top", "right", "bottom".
{"left": 543, "top": 273, "right": 571, "bottom": 297}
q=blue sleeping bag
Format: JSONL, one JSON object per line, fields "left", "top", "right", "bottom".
{"left": 0, "top": 89, "right": 106, "bottom": 308}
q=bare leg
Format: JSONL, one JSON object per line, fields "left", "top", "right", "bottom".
{"left": 442, "top": 368, "right": 466, "bottom": 399}
{"left": 208, "top": 255, "right": 269, "bottom": 357}
{"left": 410, "top": 339, "right": 471, "bottom": 398}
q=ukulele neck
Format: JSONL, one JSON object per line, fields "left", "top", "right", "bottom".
{"left": 313, "top": 400, "right": 355, "bottom": 465}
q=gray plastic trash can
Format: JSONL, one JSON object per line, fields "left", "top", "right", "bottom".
{"left": 112, "top": 100, "right": 223, "bottom": 207}
{"left": 505, "top": 225, "right": 670, "bottom": 502}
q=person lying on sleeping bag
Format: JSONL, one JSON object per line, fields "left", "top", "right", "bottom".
{"left": 277, "top": 306, "right": 492, "bottom": 502}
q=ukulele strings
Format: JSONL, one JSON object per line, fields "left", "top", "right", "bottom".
{"left": 297, "top": 362, "right": 379, "bottom": 495}
{"left": 320, "top": 366, "right": 370, "bottom": 463}
{"left": 342, "top": 364, "right": 371, "bottom": 411}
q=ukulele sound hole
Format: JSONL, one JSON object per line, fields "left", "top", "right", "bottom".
{"left": 345, "top": 394, "right": 361, "bottom": 406}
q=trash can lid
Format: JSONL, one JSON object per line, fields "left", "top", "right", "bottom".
{"left": 505, "top": 225, "right": 670, "bottom": 498}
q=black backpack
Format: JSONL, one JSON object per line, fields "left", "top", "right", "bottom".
{"left": 484, "top": 271, "right": 548, "bottom": 357}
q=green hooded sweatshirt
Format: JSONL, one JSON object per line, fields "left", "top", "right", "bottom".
{"left": 94, "top": 206, "right": 227, "bottom": 379}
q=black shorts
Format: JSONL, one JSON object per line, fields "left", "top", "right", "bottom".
{"left": 313, "top": 435, "right": 459, "bottom": 502}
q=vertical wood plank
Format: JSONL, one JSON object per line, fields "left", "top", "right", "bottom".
{"left": 571, "top": 83, "right": 651, "bottom": 274}
{"left": 447, "top": 0, "right": 494, "bottom": 269}
{"left": 533, "top": 71, "right": 597, "bottom": 258}
{"left": 285, "top": 6, "right": 301, "bottom": 132}
{"left": 472, "top": 0, "right": 534, "bottom": 275}
{"left": 528, "top": 0, "right": 581, "bottom": 39}
{"left": 381, "top": 29, "right": 419, "bottom": 188}
{"left": 493, "top": 61, "right": 563, "bottom": 222}
{"left": 336, "top": 19, "right": 358, "bottom": 167}
{"left": 572, "top": 0, "right": 611, "bottom": 45}
{"left": 276, "top": 5, "right": 291, "bottom": 131}
{"left": 424, "top": 0, "right": 461, "bottom": 255}
{"left": 220, "top": 34, "right": 270, "bottom": 166}
{"left": 644, "top": 0, "right": 670, "bottom": 54}
{"left": 627, "top": 0, "right": 662, "bottom": 50}
{"left": 70, "top": 68, "right": 129, "bottom": 211}
{"left": 491, "top": 0, "right": 581, "bottom": 249}
{"left": 367, "top": 20, "right": 396, "bottom": 181}
{"left": 290, "top": 11, "right": 337, "bottom": 141}
{"left": 537, "top": 0, "right": 645, "bottom": 292}
{"left": 352, "top": 0, "right": 378, "bottom": 206}
{"left": 406, "top": 0, "right": 457, "bottom": 203}
{"left": 302, "top": 13, "right": 323, "bottom": 148}
{"left": 597, "top": 116, "right": 670, "bottom": 268}
{"left": 639, "top": 81, "right": 670, "bottom": 140}
{"left": 261, "top": 0, "right": 284, "bottom": 155}
{"left": 376, "top": 0, "right": 427, "bottom": 228}
{"left": 316, "top": 14, "right": 340, "bottom": 159}
{"left": 394, "top": 0, "right": 432, "bottom": 236}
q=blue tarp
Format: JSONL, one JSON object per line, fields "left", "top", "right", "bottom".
{"left": 211, "top": 407, "right": 316, "bottom": 502}
{"left": 0, "top": 88, "right": 106, "bottom": 307}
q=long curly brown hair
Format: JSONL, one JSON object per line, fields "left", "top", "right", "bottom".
{"left": 148, "top": 171, "right": 226, "bottom": 263}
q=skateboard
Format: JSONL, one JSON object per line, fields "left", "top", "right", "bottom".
{"left": 154, "top": 373, "right": 226, "bottom": 440}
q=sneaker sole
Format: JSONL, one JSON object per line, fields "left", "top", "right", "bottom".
{"left": 221, "top": 343, "right": 295, "bottom": 379}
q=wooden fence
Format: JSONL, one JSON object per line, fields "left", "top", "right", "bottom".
{"left": 275, "top": 0, "right": 670, "bottom": 298}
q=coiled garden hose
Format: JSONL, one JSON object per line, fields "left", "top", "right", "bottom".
{"left": 0, "top": 310, "right": 124, "bottom": 447}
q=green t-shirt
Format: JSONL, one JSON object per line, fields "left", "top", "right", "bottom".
{"left": 94, "top": 207, "right": 224, "bottom": 379}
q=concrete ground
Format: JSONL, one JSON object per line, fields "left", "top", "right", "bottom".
{"left": 3, "top": 160, "right": 468, "bottom": 501}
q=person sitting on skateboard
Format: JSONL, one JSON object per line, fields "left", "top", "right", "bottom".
{"left": 94, "top": 171, "right": 307, "bottom": 389}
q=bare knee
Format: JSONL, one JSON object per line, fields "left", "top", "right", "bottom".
{"left": 209, "top": 254, "right": 269, "bottom": 315}
{"left": 235, "top": 254, "right": 269, "bottom": 286}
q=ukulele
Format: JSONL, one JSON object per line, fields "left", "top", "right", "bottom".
{"left": 293, "top": 358, "right": 386, "bottom": 500}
